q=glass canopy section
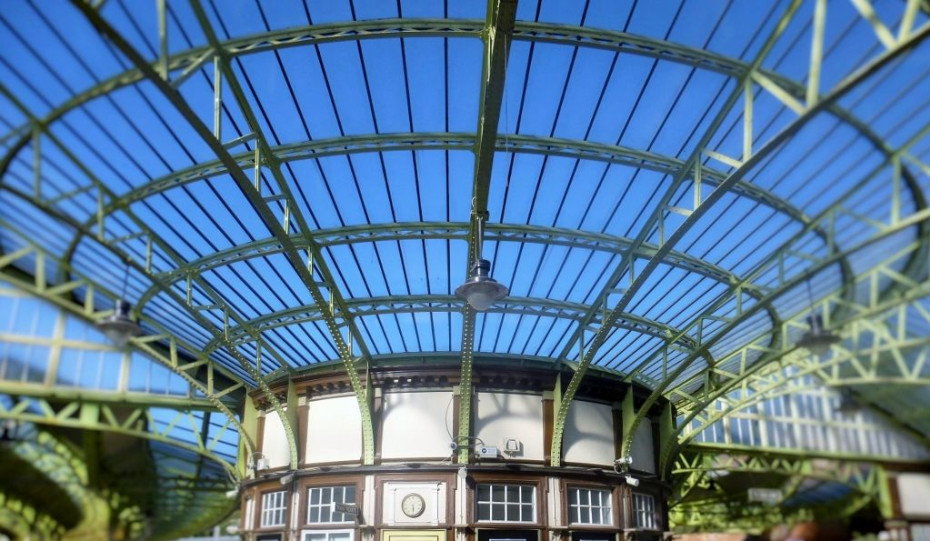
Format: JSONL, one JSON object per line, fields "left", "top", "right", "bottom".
{"left": 0, "top": 0, "right": 929, "bottom": 535}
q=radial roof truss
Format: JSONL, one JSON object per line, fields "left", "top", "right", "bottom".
{"left": 0, "top": 0, "right": 928, "bottom": 507}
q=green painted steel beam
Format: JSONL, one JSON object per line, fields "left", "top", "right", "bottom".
{"left": 548, "top": 0, "right": 806, "bottom": 467}
{"left": 664, "top": 275, "right": 930, "bottom": 472}
{"left": 133, "top": 221, "right": 768, "bottom": 312}
{"left": 185, "top": 0, "right": 374, "bottom": 467}
{"left": 75, "top": 133, "right": 812, "bottom": 230}
{"left": 0, "top": 380, "right": 219, "bottom": 410}
{"left": 647, "top": 197, "right": 930, "bottom": 472}
{"left": 613, "top": 13, "right": 930, "bottom": 466}
{"left": 0, "top": 395, "right": 238, "bottom": 478}
{"left": 201, "top": 294, "right": 701, "bottom": 353}
{"left": 0, "top": 17, "right": 900, "bottom": 168}
{"left": 0, "top": 81, "right": 291, "bottom": 448}
{"left": 683, "top": 441, "right": 929, "bottom": 467}
{"left": 0, "top": 229, "right": 252, "bottom": 465}
{"left": 457, "top": 0, "right": 517, "bottom": 464}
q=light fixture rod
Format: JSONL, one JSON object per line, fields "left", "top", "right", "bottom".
{"left": 474, "top": 213, "right": 486, "bottom": 263}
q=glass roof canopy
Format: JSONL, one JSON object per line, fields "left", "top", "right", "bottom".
{"left": 1, "top": 0, "right": 929, "bottom": 447}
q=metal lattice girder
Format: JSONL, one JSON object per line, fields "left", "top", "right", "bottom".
{"left": 0, "top": 492, "right": 66, "bottom": 540}
{"left": 0, "top": 16, "right": 907, "bottom": 172}
{"left": 0, "top": 395, "right": 238, "bottom": 478}
{"left": 663, "top": 235, "right": 930, "bottom": 473}
{"left": 8, "top": 431, "right": 127, "bottom": 540}
{"left": 670, "top": 214, "right": 930, "bottom": 426}
{"left": 134, "top": 221, "right": 769, "bottom": 312}
{"left": 81, "top": 134, "right": 820, "bottom": 237}
{"left": 647, "top": 198, "right": 930, "bottom": 471}
{"left": 672, "top": 451, "right": 879, "bottom": 499}
{"left": 203, "top": 295, "right": 704, "bottom": 354}
{"left": 183, "top": 0, "right": 376, "bottom": 466}
{"left": 607, "top": 12, "right": 930, "bottom": 466}
{"left": 553, "top": 3, "right": 930, "bottom": 466}
{"left": 0, "top": 229, "right": 251, "bottom": 468}
{"left": 0, "top": 82, "right": 290, "bottom": 465}
{"left": 670, "top": 450, "right": 891, "bottom": 530}
{"left": 456, "top": 0, "right": 517, "bottom": 464}
{"left": 548, "top": 0, "right": 807, "bottom": 467}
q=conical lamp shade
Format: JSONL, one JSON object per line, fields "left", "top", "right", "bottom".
{"left": 455, "top": 259, "right": 508, "bottom": 311}
{"left": 97, "top": 299, "right": 143, "bottom": 349}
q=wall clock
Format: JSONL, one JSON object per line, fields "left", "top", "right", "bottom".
{"left": 401, "top": 493, "right": 426, "bottom": 518}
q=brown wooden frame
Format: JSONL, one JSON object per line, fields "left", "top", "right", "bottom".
{"left": 559, "top": 479, "right": 622, "bottom": 531}
{"left": 467, "top": 471, "right": 548, "bottom": 528}
{"left": 373, "top": 472, "right": 458, "bottom": 528}
{"left": 297, "top": 473, "right": 366, "bottom": 531}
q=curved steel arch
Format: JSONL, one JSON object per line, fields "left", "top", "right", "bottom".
{"left": 0, "top": 17, "right": 900, "bottom": 163}
{"left": 133, "top": 221, "right": 768, "bottom": 312}
{"left": 553, "top": 7, "right": 930, "bottom": 467}
{"left": 201, "top": 294, "right": 704, "bottom": 356}
{"left": 0, "top": 216, "right": 254, "bottom": 470}
{"left": 0, "top": 49, "right": 303, "bottom": 472}
{"left": 0, "top": 395, "right": 239, "bottom": 479}
{"left": 75, "top": 133, "right": 808, "bottom": 225}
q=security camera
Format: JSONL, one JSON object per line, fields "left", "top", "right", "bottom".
{"left": 614, "top": 456, "right": 633, "bottom": 466}
{"left": 624, "top": 475, "right": 640, "bottom": 487}
{"left": 450, "top": 441, "right": 459, "bottom": 451}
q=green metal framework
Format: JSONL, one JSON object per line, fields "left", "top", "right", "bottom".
{"left": 670, "top": 450, "right": 891, "bottom": 531}
{"left": 0, "top": 0, "right": 929, "bottom": 535}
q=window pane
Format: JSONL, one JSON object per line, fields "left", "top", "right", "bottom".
{"left": 506, "top": 486, "right": 519, "bottom": 501}
{"left": 478, "top": 502, "right": 491, "bottom": 521}
{"left": 492, "top": 504, "right": 505, "bottom": 521}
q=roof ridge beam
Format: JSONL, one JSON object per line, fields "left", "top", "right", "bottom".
{"left": 457, "top": 0, "right": 517, "bottom": 464}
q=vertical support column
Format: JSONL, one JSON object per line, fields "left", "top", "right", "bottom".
{"left": 612, "top": 400, "right": 623, "bottom": 460}
{"left": 548, "top": 372, "right": 562, "bottom": 466}
{"left": 454, "top": 383, "right": 472, "bottom": 464}
{"left": 239, "top": 396, "right": 259, "bottom": 478}
{"left": 543, "top": 389, "right": 555, "bottom": 465}
{"left": 657, "top": 402, "right": 675, "bottom": 479}
{"left": 621, "top": 386, "right": 636, "bottom": 459}
{"left": 297, "top": 394, "right": 308, "bottom": 468}
{"left": 286, "top": 378, "right": 299, "bottom": 470}
{"left": 372, "top": 386, "right": 383, "bottom": 465}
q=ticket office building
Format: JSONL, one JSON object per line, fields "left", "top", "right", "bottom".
{"left": 240, "top": 367, "right": 668, "bottom": 541}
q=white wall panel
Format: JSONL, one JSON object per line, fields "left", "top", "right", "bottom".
{"left": 563, "top": 401, "right": 614, "bottom": 465}
{"left": 631, "top": 421, "right": 655, "bottom": 474}
{"left": 899, "top": 473, "right": 930, "bottom": 517}
{"left": 261, "top": 409, "right": 291, "bottom": 469}
{"left": 381, "top": 391, "right": 454, "bottom": 459}
{"left": 475, "top": 392, "right": 544, "bottom": 460}
{"left": 305, "top": 395, "right": 362, "bottom": 464}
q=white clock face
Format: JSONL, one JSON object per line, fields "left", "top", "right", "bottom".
{"left": 401, "top": 493, "right": 425, "bottom": 518}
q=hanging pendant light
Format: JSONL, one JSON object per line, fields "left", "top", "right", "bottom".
{"left": 796, "top": 281, "right": 840, "bottom": 356}
{"left": 833, "top": 387, "right": 861, "bottom": 416}
{"left": 97, "top": 263, "right": 143, "bottom": 348}
{"left": 98, "top": 299, "right": 143, "bottom": 349}
{"left": 455, "top": 214, "right": 509, "bottom": 311}
{"left": 797, "top": 313, "right": 840, "bottom": 356}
